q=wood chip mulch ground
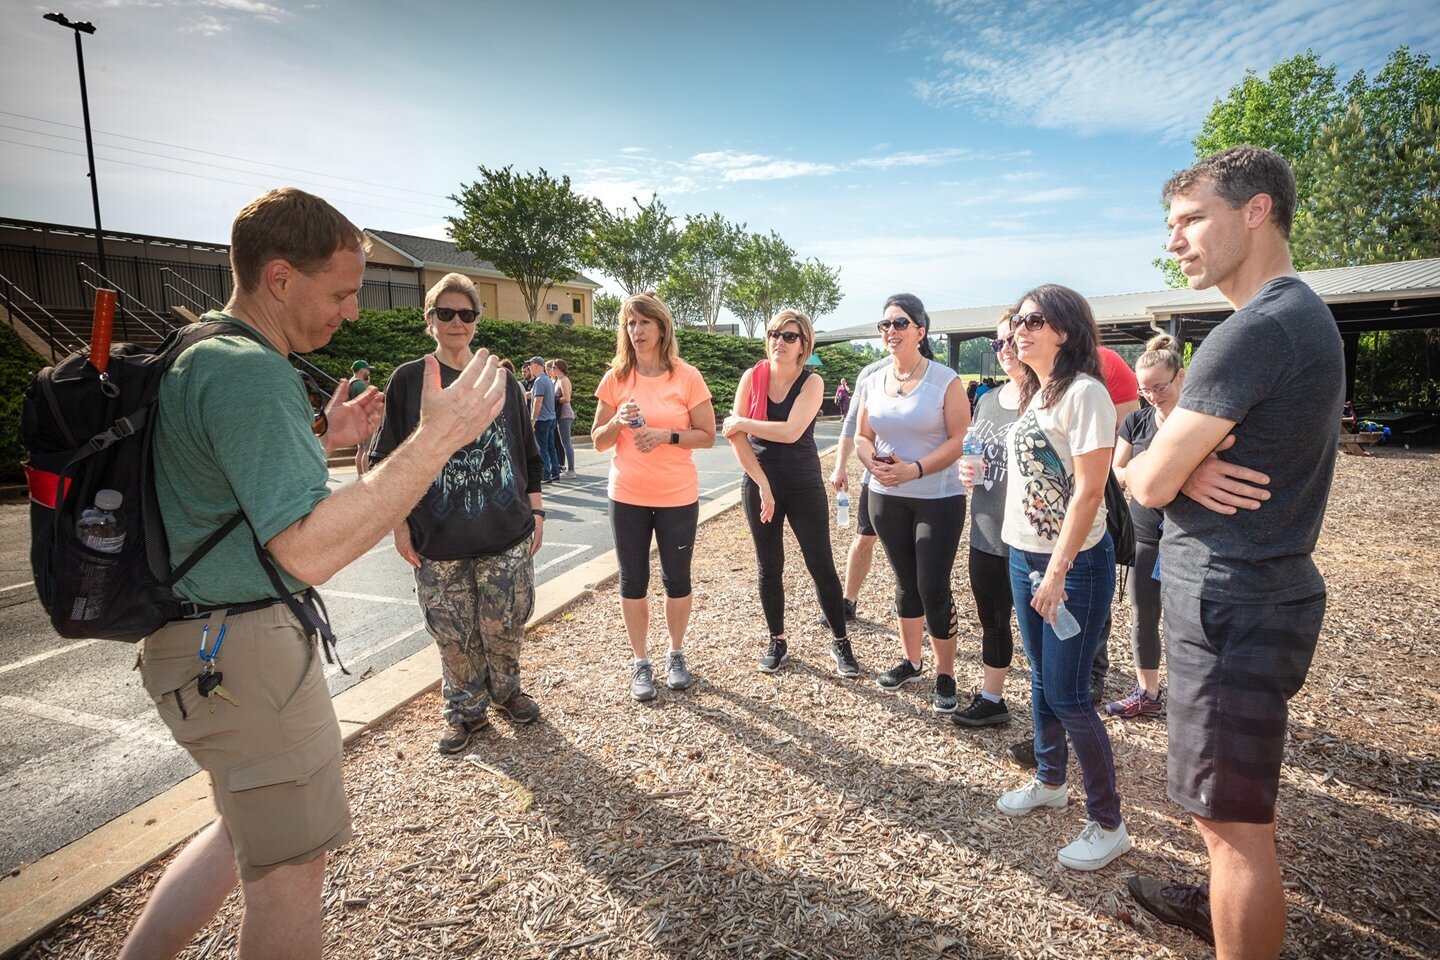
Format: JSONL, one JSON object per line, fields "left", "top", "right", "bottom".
{"left": 24, "top": 450, "right": 1440, "bottom": 959}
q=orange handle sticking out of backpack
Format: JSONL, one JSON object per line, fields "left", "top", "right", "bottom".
{"left": 90, "top": 288, "right": 117, "bottom": 374}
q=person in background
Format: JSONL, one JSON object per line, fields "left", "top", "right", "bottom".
{"left": 1107, "top": 333, "right": 1186, "bottom": 719}
{"left": 723, "top": 309, "right": 858, "bottom": 677}
{"left": 500, "top": 358, "right": 516, "bottom": 378}
{"left": 592, "top": 292, "right": 715, "bottom": 701}
{"left": 834, "top": 377, "right": 851, "bottom": 417}
{"left": 527, "top": 356, "right": 561, "bottom": 482}
{"left": 856, "top": 293, "right": 970, "bottom": 713}
{"left": 1125, "top": 146, "right": 1342, "bottom": 959}
{"left": 974, "top": 378, "right": 993, "bottom": 403}
{"left": 824, "top": 355, "right": 891, "bottom": 628}
{"left": 995, "top": 283, "right": 1129, "bottom": 872}
{"left": 349, "top": 360, "right": 378, "bottom": 475}
{"left": 953, "top": 315, "right": 1023, "bottom": 728}
{"left": 549, "top": 358, "right": 578, "bottom": 478}
{"left": 371, "top": 273, "right": 544, "bottom": 754}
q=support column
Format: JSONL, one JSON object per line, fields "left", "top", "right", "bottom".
{"left": 1342, "top": 330, "right": 1360, "bottom": 402}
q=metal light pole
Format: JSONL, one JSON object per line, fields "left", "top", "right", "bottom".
{"left": 43, "top": 11, "right": 106, "bottom": 278}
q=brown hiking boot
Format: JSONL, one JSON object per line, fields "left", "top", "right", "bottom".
{"left": 494, "top": 690, "right": 540, "bottom": 725}
{"left": 437, "top": 715, "right": 488, "bottom": 755}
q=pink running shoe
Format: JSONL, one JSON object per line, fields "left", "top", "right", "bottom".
{"left": 1105, "top": 686, "right": 1164, "bottom": 718}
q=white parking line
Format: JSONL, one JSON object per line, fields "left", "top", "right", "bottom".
{"left": 0, "top": 638, "right": 102, "bottom": 677}
{"left": 326, "top": 621, "right": 428, "bottom": 675}
{"left": 324, "top": 589, "right": 415, "bottom": 605}
{"left": 1, "top": 580, "right": 36, "bottom": 593}
{"left": 0, "top": 694, "right": 174, "bottom": 748}
{"left": 534, "top": 544, "right": 592, "bottom": 575}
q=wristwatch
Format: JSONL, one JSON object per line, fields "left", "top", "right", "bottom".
{"left": 669, "top": 431, "right": 680, "bottom": 445}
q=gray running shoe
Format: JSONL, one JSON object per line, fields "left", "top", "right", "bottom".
{"left": 631, "top": 661, "right": 657, "bottom": 701}
{"left": 665, "top": 650, "right": 692, "bottom": 690}
{"left": 758, "top": 636, "right": 789, "bottom": 673}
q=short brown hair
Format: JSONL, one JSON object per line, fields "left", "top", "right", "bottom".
{"left": 230, "top": 188, "right": 366, "bottom": 294}
{"left": 1163, "top": 146, "right": 1296, "bottom": 238}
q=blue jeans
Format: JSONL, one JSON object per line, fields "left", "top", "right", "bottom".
{"left": 1009, "top": 534, "right": 1122, "bottom": 830}
{"left": 535, "top": 419, "right": 560, "bottom": 478}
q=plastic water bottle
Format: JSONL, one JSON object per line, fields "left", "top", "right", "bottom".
{"left": 836, "top": 492, "right": 850, "bottom": 528}
{"left": 961, "top": 428, "right": 985, "bottom": 487}
{"left": 77, "top": 489, "right": 125, "bottom": 554}
{"left": 627, "top": 398, "right": 645, "bottom": 430}
{"left": 1028, "top": 570, "right": 1079, "bottom": 640}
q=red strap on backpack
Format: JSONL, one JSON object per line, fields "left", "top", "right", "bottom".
{"left": 746, "top": 360, "right": 770, "bottom": 420}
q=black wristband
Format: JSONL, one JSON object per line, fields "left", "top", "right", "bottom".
{"left": 914, "top": 460, "right": 925, "bottom": 478}
{"left": 532, "top": 509, "right": 546, "bottom": 519}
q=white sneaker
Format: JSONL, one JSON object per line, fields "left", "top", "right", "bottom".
{"left": 1057, "top": 820, "right": 1131, "bottom": 871}
{"left": 562, "top": 469, "right": 578, "bottom": 479}
{"left": 996, "top": 778, "right": 1068, "bottom": 817}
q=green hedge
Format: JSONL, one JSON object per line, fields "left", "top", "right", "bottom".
{"left": 0, "top": 325, "right": 47, "bottom": 483}
{"left": 312, "top": 310, "right": 873, "bottom": 426}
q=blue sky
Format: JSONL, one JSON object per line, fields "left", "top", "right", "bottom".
{"left": 2, "top": 0, "right": 1436, "bottom": 330}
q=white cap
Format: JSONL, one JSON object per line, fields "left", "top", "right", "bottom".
{"left": 95, "top": 489, "right": 123, "bottom": 511}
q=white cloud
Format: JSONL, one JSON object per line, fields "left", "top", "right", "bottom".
{"left": 722, "top": 159, "right": 840, "bottom": 182}
{"left": 854, "top": 147, "right": 971, "bottom": 169}
{"left": 913, "top": 0, "right": 1440, "bottom": 139}
{"left": 1013, "top": 187, "right": 1086, "bottom": 203}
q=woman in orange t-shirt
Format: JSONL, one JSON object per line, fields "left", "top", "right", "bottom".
{"left": 592, "top": 293, "right": 716, "bottom": 702}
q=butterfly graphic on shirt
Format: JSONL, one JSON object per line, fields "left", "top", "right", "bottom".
{"left": 1011, "top": 410, "right": 1070, "bottom": 540}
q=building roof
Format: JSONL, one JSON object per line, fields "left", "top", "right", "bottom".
{"left": 366, "top": 229, "right": 601, "bottom": 288}
{"left": 813, "top": 256, "right": 1440, "bottom": 344}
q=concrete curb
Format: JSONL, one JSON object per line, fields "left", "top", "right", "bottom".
{"left": 0, "top": 482, "right": 750, "bottom": 957}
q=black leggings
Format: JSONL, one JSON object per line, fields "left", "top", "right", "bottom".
{"left": 609, "top": 499, "right": 699, "bottom": 600}
{"left": 1128, "top": 538, "right": 1162, "bottom": 671}
{"left": 869, "top": 492, "right": 965, "bottom": 639}
{"left": 967, "top": 545, "right": 1014, "bottom": 669}
{"left": 741, "top": 475, "right": 848, "bottom": 638}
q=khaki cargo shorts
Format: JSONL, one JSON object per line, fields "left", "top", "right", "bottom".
{"left": 140, "top": 603, "right": 352, "bottom": 882}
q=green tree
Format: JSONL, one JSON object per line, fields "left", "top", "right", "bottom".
{"left": 662, "top": 213, "right": 745, "bottom": 332}
{"left": 448, "top": 166, "right": 598, "bottom": 322}
{"left": 1193, "top": 51, "right": 1341, "bottom": 164}
{"left": 725, "top": 231, "right": 803, "bottom": 337}
{"left": 592, "top": 291, "right": 623, "bottom": 331}
{"left": 794, "top": 258, "right": 843, "bottom": 322}
{"left": 580, "top": 193, "right": 680, "bottom": 297}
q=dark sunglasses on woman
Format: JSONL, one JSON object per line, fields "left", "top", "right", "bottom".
{"left": 766, "top": 329, "right": 803, "bottom": 343}
{"left": 990, "top": 335, "right": 1014, "bottom": 353}
{"left": 1009, "top": 311, "right": 1048, "bottom": 332}
{"left": 877, "top": 318, "right": 915, "bottom": 331}
{"left": 430, "top": 306, "right": 479, "bottom": 323}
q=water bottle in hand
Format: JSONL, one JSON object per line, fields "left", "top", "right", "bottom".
{"left": 77, "top": 489, "right": 125, "bottom": 553}
{"left": 836, "top": 492, "right": 850, "bottom": 528}
{"left": 1029, "top": 569, "right": 1079, "bottom": 640}
{"left": 961, "top": 428, "right": 985, "bottom": 488}
{"left": 627, "top": 398, "right": 645, "bottom": 429}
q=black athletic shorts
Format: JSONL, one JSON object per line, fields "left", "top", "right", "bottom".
{"left": 857, "top": 483, "right": 875, "bottom": 537}
{"left": 1163, "top": 587, "right": 1325, "bottom": 824}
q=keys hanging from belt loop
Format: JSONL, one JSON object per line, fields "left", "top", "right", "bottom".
{"left": 197, "top": 613, "right": 237, "bottom": 711}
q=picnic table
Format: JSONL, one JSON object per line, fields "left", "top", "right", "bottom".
{"left": 1338, "top": 430, "right": 1382, "bottom": 456}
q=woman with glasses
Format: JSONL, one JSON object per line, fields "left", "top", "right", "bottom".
{"left": 1107, "top": 333, "right": 1186, "bottom": 719}
{"left": 994, "top": 284, "right": 1130, "bottom": 871}
{"left": 856, "top": 293, "right": 970, "bottom": 712}
{"left": 952, "top": 314, "right": 1025, "bottom": 728}
{"left": 593, "top": 292, "right": 716, "bottom": 701}
{"left": 722, "top": 310, "right": 858, "bottom": 677}
{"left": 370, "top": 273, "right": 545, "bottom": 754}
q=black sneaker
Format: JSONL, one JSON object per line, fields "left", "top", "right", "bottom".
{"left": 494, "top": 690, "right": 540, "bottom": 725}
{"left": 933, "top": 673, "right": 958, "bottom": 713}
{"left": 757, "top": 636, "right": 789, "bottom": 673}
{"left": 877, "top": 659, "right": 924, "bottom": 690}
{"left": 830, "top": 637, "right": 860, "bottom": 677}
{"left": 1127, "top": 876, "right": 1215, "bottom": 946}
{"left": 1006, "top": 737, "right": 1038, "bottom": 769}
{"left": 815, "top": 598, "right": 858, "bottom": 628}
{"left": 437, "top": 716, "right": 488, "bottom": 755}
{"left": 953, "top": 692, "right": 1011, "bottom": 727}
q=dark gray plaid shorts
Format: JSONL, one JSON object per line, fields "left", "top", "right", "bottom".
{"left": 1162, "top": 588, "right": 1326, "bottom": 824}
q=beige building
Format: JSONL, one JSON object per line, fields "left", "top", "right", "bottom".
{"left": 365, "top": 230, "right": 600, "bottom": 326}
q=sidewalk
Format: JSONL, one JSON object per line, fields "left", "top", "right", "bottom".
{"left": 13, "top": 451, "right": 1440, "bottom": 959}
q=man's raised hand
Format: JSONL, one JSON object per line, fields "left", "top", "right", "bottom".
{"left": 419, "top": 350, "right": 507, "bottom": 453}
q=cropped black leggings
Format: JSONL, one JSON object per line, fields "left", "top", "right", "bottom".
{"left": 741, "top": 475, "right": 848, "bottom": 638}
{"left": 609, "top": 499, "right": 699, "bottom": 600}
{"left": 967, "top": 545, "right": 1014, "bottom": 669}
{"left": 1128, "top": 538, "right": 1163, "bottom": 671}
{"left": 869, "top": 491, "right": 965, "bottom": 639}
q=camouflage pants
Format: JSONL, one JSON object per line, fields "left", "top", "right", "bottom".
{"left": 413, "top": 536, "right": 535, "bottom": 729}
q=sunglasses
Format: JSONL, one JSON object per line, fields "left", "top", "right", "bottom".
{"left": 877, "top": 318, "right": 916, "bottom": 332}
{"left": 990, "top": 335, "right": 1014, "bottom": 354}
{"left": 298, "top": 371, "right": 329, "bottom": 438}
{"left": 430, "top": 306, "right": 479, "bottom": 324}
{"left": 767, "top": 329, "right": 803, "bottom": 343}
{"left": 1009, "top": 311, "right": 1048, "bottom": 332}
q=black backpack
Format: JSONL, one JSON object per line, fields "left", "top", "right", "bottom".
{"left": 1105, "top": 470, "right": 1136, "bottom": 567}
{"left": 22, "top": 321, "right": 339, "bottom": 654}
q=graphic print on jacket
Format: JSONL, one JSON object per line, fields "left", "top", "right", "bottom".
{"left": 424, "top": 422, "right": 519, "bottom": 521}
{"left": 1012, "top": 409, "right": 1071, "bottom": 540}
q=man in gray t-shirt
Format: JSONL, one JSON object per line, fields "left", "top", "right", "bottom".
{"left": 527, "top": 357, "right": 560, "bottom": 481}
{"left": 1126, "top": 147, "right": 1343, "bottom": 959}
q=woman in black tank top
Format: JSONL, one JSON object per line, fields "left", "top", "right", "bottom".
{"left": 722, "top": 310, "right": 857, "bottom": 677}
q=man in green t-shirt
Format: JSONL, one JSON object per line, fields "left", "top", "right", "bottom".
{"left": 122, "top": 188, "right": 508, "bottom": 960}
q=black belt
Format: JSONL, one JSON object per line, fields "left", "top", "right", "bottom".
{"left": 178, "top": 596, "right": 288, "bottom": 620}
